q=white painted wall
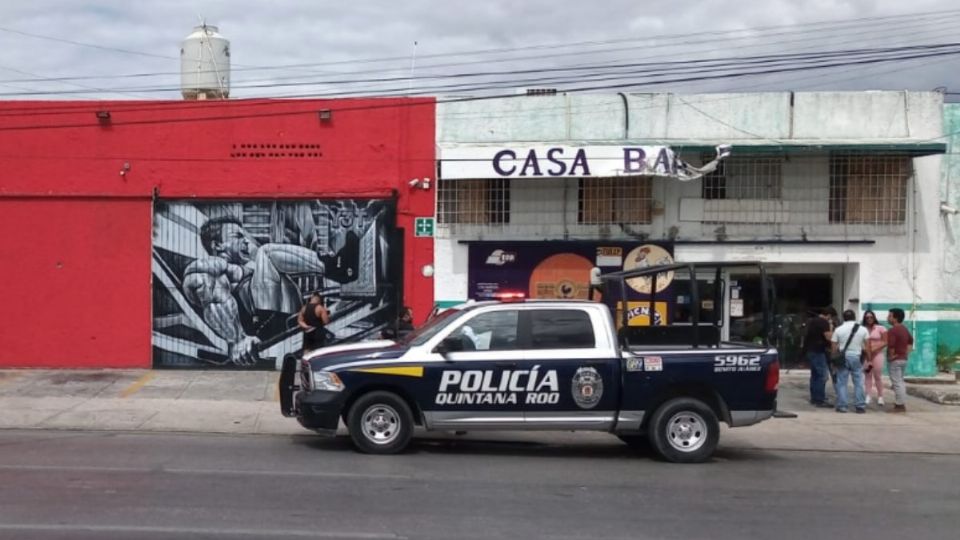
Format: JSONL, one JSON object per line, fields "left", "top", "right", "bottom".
{"left": 434, "top": 91, "right": 946, "bottom": 312}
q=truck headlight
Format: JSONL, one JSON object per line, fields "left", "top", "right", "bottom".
{"left": 312, "top": 371, "right": 344, "bottom": 392}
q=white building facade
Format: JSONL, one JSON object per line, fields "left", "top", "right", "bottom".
{"left": 433, "top": 91, "right": 953, "bottom": 375}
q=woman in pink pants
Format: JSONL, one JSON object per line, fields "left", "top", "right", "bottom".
{"left": 862, "top": 310, "right": 887, "bottom": 406}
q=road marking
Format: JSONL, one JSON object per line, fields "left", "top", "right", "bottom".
{"left": 119, "top": 372, "right": 155, "bottom": 398}
{"left": 0, "top": 524, "right": 403, "bottom": 538}
{"left": 165, "top": 467, "right": 412, "bottom": 480}
{"left": 0, "top": 463, "right": 411, "bottom": 480}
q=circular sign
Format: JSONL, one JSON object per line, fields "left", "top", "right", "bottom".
{"left": 528, "top": 253, "right": 593, "bottom": 300}
{"left": 623, "top": 244, "right": 674, "bottom": 294}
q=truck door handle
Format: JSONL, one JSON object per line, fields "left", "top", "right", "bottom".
{"left": 495, "top": 361, "right": 517, "bottom": 368}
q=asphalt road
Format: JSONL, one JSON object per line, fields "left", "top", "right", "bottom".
{"left": 0, "top": 430, "right": 957, "bottom": 540}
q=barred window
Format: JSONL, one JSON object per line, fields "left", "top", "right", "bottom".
{"left": 578, "top": 177, "right": 652, "bottom": 225}
{"left": 437, "top": 179, "right": 510, "bottom": 224}
{"left": 829, "top": 154, "right": 910, "bottom": 225}
{"left": 701, "top": 155, "right": 783, "bottom": 200}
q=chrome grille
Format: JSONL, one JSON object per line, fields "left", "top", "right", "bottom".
{"left": 299, "top": 360, "right": 312, "bottom": 391}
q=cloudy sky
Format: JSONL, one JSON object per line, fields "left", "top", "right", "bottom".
{"left": 1, "top": 0, "right": 959, "bottom": 101}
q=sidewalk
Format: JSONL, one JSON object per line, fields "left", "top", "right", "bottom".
{"left": 1, "top": 369, "right": 959, "bottom": 455}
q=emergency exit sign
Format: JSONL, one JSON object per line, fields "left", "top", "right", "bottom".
{"left": 415, "top": 217, "right": 435, "bottom": 237}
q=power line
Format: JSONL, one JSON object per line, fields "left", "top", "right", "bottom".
{"left": 0, "top": 45, "right": 957, "bottom": 133}
{"left": 259, "top": 45, "right": 960, "bottom": 100}
{"left": 0, "top": 24, "right": 177, "bottom": 62}
{"left": 0, "top": 48, "right": 953, "bottom": 127}
{"left": 1, "top": 8, "right": 957, "bottom": 87}
{"left": 1, "top": 11, "right": 957, "bottom": 115}
{"left": 1, "top": 41, "right": 956, "bottom": 99}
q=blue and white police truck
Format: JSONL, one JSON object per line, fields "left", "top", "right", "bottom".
{"left": 280, "top": 262, "right": 780, "bottom": 463}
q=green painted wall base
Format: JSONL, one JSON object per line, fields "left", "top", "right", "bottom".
{"left": 864, "top": 303, "right": 960, "bottom": 377}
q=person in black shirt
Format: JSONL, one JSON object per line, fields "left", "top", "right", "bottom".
{"left": 298, "top": 293, "right": 330, "bottom": 354}
{"left": 803, "top": 307, "right": 835, "bottom": 407}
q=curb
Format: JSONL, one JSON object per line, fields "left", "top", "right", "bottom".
{"left": 907, "top": 386, "right": 960, "bottom": 406}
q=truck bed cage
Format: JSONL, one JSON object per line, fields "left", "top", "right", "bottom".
{"left": 599, "top": 261, "right": 773, "bottom": 349}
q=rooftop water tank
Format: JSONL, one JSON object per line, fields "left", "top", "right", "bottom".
{"left": 181, "top": 24, "right": 230, "bottom": 100}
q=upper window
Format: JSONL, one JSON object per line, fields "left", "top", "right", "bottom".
{"left": 578, "top": 177, "right": 652, "bottom": 225}
{"left": 701, "top": 155, "right": 783, "bottom": 200}
{"left": 448, "top": 310, "right": 519, "bottom": 351}
{"left": 437, "top": 179, "right": 510, "bottom": 225}
{"left": 829, "top": 154, "right": 910, "bottom": 225}
{"left": 528, "top": 309, "right": 596, "bottom": 349}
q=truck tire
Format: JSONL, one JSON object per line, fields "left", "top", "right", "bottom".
{"left": 346, "top": 391, "right": 414, "bottom": 455}
{"left": 648, "top": 397, "right": 719, "bottom": 463}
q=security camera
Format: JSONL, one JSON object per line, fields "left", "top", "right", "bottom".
{"left": 408, "top": 178, "right": 422, "bottom": 188}
{"left": 941, "top": 202, "right": 959, "bottom": 215}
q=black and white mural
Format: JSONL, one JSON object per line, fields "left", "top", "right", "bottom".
{"left": 152, "top": 199, "right": 399, "bottom": 369}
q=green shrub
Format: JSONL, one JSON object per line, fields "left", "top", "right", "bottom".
{"left": 936, "top": 344, "right": 960, "bottom": 373}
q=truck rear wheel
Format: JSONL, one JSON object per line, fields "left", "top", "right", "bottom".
{"left": 648, "top": 398, "right": 719, "bottom": 463}
{"left": 346, "top": 391, "right": 414, "bottom": 454}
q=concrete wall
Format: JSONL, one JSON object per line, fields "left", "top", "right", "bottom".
{"left": 436, "top": 91, "right": 947, "bottom": 375}
{"left": 438, "top": 91, "right": 942, "bottom": 143}
{"left": 933, "top": 104, "right": 960, "bottom": 368}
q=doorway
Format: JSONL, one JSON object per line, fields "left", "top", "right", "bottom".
{"left": 730, "top": 274, "right": 833, "bottom": 368}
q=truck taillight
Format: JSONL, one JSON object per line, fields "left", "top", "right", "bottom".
{"left": 764, "top": 359, "right": 780, "bottom": 393}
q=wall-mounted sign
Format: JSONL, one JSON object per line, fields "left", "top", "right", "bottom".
{"left": 440, "top": 145, "right": 730, "bottom": 181}
{"left": 414, "top": 217, "right": 434, "bottom": 237}
{"left": 467, "top": 241, "right": 675, "bottom": 326}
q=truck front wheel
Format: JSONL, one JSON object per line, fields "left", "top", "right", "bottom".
{"left": 648, "top": 398, "right": 719, "bottom": 463}
{"left": 346, "top": 391, "right": 414, "bottom": 454}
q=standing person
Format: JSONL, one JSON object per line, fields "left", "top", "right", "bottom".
{"left": 831, "top": 310, "right": 870, "bottom": 414}
{"left": 298, "top": 293, "right": 330, "bottom": 354}
{"left": 886, "top": 308, "right": 914, "bottom": 413}
{"left": 802, "top": 308, "right": 834, "bottom": 408}
{"left": 862, "top": 310, "right": 887, "bottom": 406}
{"left": 824, "top": 307, "right": 840, "bottom": 385}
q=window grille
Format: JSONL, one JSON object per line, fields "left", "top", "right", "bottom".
{"left": 578, "top": 177, "right": 652, "bottom": 225}
{"left": 701, "top": 155, "right": 783, "bottom": 200}
{"left": 829, "top": 154, "right": 910, "bottom": 225}
{"left": 436, "top": 178, "right": 510, "bottom": 224}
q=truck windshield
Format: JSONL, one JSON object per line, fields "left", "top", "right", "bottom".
{"left": 403, "top": 307, "right": 466, "bottom": 346}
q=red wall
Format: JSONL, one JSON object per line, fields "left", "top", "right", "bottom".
{"left": 0, "top": 98, "right": 435, "bottom": 368}
{"left": 0, "top": 199, "right": 152, "bottom": 367}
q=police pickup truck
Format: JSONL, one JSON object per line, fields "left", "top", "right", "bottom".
{"left": 280, "top": 262, "right": 780, "bottom": 463}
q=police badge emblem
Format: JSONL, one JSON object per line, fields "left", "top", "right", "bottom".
{"left": 571, "top": 367, "right": 603, "bottom": 409}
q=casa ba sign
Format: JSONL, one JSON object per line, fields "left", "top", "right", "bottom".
{"left": 440, "top": 145, "right": 730, "bottom": 181}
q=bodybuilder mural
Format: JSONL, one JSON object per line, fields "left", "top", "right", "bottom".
{"left": 152, "top": 200, "right": 398, "bottom": 369}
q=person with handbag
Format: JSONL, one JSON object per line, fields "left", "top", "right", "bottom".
{"left": 830, "top": 309, "right": 870, "bottom": 413}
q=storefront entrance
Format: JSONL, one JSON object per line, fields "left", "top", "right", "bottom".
{"left": 730, "top": 274, "right": 834, "bottom": 368}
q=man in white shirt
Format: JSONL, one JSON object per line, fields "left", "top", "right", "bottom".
{"left": 831, "top": 309, "right": 870, "bottom": 413}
